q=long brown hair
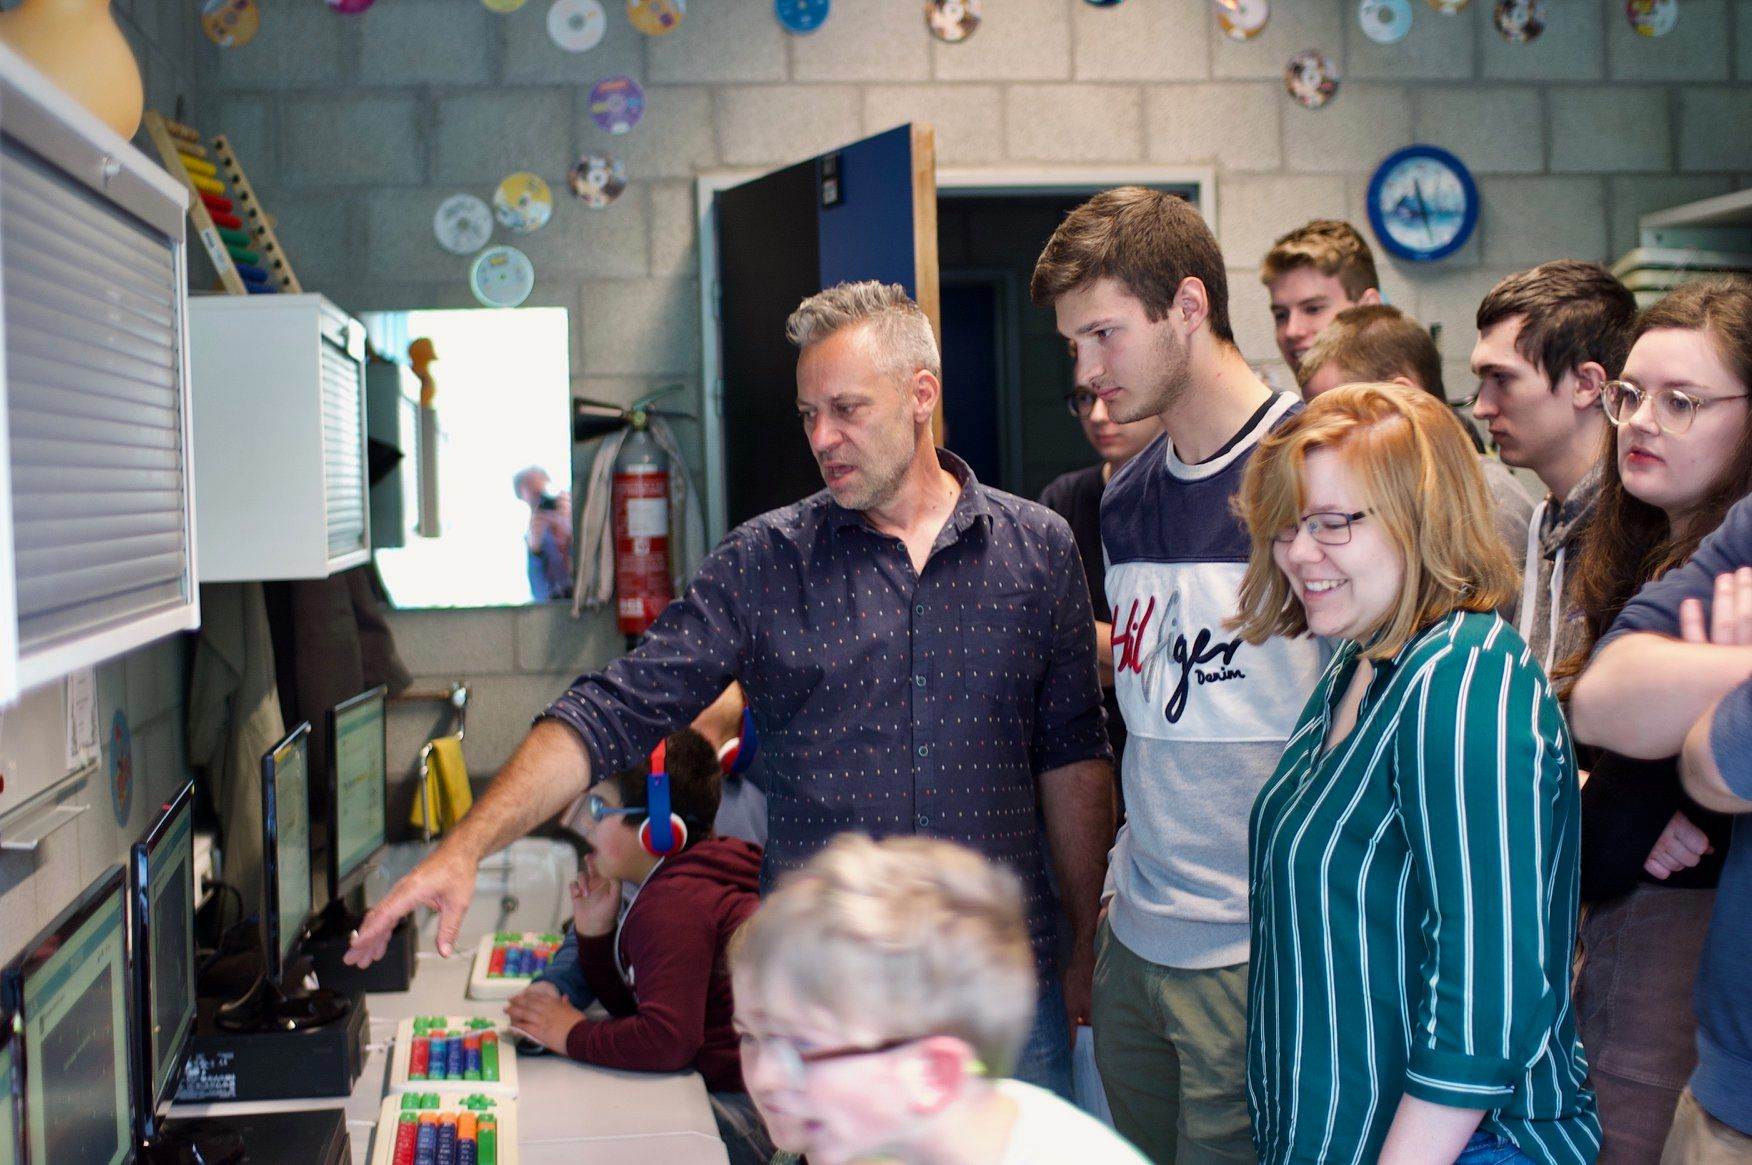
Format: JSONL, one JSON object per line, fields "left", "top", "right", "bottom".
{"left": 1555, "top": 278, "right": 1752, "bottom": 689}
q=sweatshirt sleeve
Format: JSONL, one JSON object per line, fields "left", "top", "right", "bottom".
{"left": 531, "top": 928, "right": 596, "bottom": 1010}
{"left": 564, "top": 890, "right": 719, "bottom": 1074}
{"left": 1394, "top": 640, "right": 1574, "bottom": 1108}
{"left": 576, "top": 932, "right": 637, "bottom": 1017}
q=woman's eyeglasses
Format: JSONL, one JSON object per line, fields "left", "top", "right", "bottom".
{"left": 1601, "top": 380, "right": 1749, "bottom": 435}
{"left": 1273, "top": 510, "right": 1369, "bottom": 546}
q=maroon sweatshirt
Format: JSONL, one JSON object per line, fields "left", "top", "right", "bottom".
{"left": 566, "top": 835, "right": 761, "bottom": 1092}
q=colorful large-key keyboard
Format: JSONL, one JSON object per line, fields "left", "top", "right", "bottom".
{"left": 467, "top": 932, "right": 563, "bottom": 1000}
{"left": 389, "top": 1016, "right": 519, "bottom": 1096}
{"left": 371, "top": 1091, "right": 519, "bottom": 1165}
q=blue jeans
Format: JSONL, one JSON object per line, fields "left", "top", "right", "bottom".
{"left": 1454, "top": 1131, "right": 1536, "bottom": 1165}
{"left": 1011, "top": 979, "right": 1074, "bottom": 1101}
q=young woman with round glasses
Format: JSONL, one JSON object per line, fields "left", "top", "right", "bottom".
{"left": 1233, "top": 384, "right": 1598, "bottom": 1165}
{"left": 1553, "top": 277, "right": 1752, "bottom": 1165}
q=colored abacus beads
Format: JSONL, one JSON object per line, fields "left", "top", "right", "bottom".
{"left": 483, "top": 933, "right": 562, "bottom": 979}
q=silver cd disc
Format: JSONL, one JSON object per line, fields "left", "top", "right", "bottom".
{"left": 1359, "top": 0, "right": 1413, "bottom": 44}
{"left": 433, "top": 193, "right": 494, "bottom": 256}
{"left": 548, "top": 0, "right": 607, "bottom": 50}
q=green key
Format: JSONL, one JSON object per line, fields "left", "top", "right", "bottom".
{"left": 477, "top": 1116, "right": 497, "bottom": 1165}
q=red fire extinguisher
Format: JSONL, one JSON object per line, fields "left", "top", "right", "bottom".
{"left": 612, "top": 409, "right": 672, "bottom": 639}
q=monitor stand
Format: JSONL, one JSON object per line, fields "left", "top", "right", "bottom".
{"left": 138, "top": 1122, "right": 246, "bottom": 1165}
{"left": 160, "top": 1111, "right": 348, "bottom": 1165}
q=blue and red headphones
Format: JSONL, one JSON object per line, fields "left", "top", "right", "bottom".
{"left": 640, "top": 738, "right": 687, "bottom": 857}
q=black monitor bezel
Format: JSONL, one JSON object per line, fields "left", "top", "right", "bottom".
{"left": 0, "top": 863, "right": 135, "bottom": 1165}
{"left": 325, "top": 684, "right": 389, "bottom": 906}
{"left": 129, "top": 780, "right": 196, "bottom": 1140}
{"left": 0, "top": 1001, "right": 24, "bottom": 1165}
{"left": 261, "top": 722, "right": 313, "bottom": 986}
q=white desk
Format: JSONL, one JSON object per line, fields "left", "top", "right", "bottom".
{"left": 170, "top": 943, "right": 728, "bottom": 1164}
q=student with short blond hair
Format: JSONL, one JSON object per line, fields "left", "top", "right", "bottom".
{"left": 1259, "top": 219, "right": 1383, "bottom": 374}
{"left": 729, "top": 835, "right": 1149, "bottom": 1165}
{"left": 1233, "top": 383, "right": 1598, "bottom": 1165}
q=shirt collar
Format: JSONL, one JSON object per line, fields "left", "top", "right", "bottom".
{"left": 825, "top": 448, "right": 993, "bottom": 537}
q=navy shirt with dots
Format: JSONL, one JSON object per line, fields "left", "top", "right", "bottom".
{"left": 543, "top": 450, "right": 1112, "bottom": 980}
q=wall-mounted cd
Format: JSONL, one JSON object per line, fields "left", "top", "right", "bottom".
{"left": 568, "top": 154, "right": 629, "bottom": 208}
{"left": 1213, "top": 0, "right": 1269, "bottom": 41}
{"left": 927, "top": 0, "right": 980, "bottom": 43}
{"left": 201, "top": 0, "right": 260, "bottom": 48}
{"left": 325, "top": 0, "right": 375, "bottom": 11}
{"left": 588, "top": 75, "right": 646, "bottom": 134}
{"left": 627, "top": 0, "right": 685, "bottom": 36}
{"left": 1359, "top": 0, "right": 1412, "bottom": 43}
{"left": 1626, "top": 0, "right": 1676, "bottom": 36}
{"left": 480, "top": 0, "right": 527, "bottom": 11}
{"left": 493, "top": 173, "right": 554, "bottom": 235}
{"left": 470, "top": 246, "right": 536, "bottom": 309}
{"left": 434, "top": 194, "right": 495, "bottom": 256}
{"left": 776, "top": 0, "right": 830, "bottom": 33}
{"left": 549, "top": 0, "right": 608, "bottom": 50}
{"left": 1493, "top": 0, "right": 1544, "bottom": 41}
{"left": 1285, "top": 49, "right": 1340, "bottom": 108}
{"left": 1425, "top": 0, "right": 1469, "bottom": 11}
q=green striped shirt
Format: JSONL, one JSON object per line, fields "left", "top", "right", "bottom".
{"left": 1247, "top": 611, "right": 1599, "bottom": 1165}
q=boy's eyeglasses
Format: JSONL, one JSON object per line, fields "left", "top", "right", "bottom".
{"left": 739, "top": 1033, "right": 969, "bottom": 1087}
{"left": 1600, "top": 379, "right": 1749, "bottom": 435}
{"left": 1064, "top": 390, "right": 1098, "bottom": 418}
{"left": 1273, "top": 510, "right": 1369, "bottom": 546}
{"left": 584, "top": 793, "right": 643, "bottom": 823}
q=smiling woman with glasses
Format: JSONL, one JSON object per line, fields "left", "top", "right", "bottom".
{"left": 1232, "top": 384, "right": 1598, "bottom": 1165}
{"left": 1550, "top": 276, "right": 1752, "bottom": 1165}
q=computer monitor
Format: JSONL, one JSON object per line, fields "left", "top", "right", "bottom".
{"left": 2, "top": 865, "right": 134, "bottom": 1165}
{"left": 216, "top": 723, "right": 346, "bottom": 1032}
{"left": 1, "top": 1004, "right": 23, "bottom": 1165}
{"left": 129, "top": 782, "right": 196, "bottom": 1145}
{"left": 325, "top": 685, "right": 387, "bottom": 911}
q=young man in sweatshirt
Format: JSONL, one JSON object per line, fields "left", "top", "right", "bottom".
{"left": 504, "top": 728, "right": 772, "bottom": 1164}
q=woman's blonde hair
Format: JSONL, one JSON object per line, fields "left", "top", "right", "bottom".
{"left": 726, "top": 835, "right": 1036, "bottom": 1074}
{"left": 1231, "top": 383, "right": 1516, "bottom": 659}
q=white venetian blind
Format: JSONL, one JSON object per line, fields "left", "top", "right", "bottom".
{"left": 3, "top": 139, "right": 191, "bottom": 657}
{"left": 319, "top": 331, "right": 366, "bottom": 559}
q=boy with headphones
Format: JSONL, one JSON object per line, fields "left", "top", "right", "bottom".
{"left": 504, "top": 729, "right": 773, "bottom": 1163}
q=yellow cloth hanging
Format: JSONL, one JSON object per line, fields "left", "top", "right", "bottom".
{"left": 410, "top": 735, "right": 473, "bottom": 833}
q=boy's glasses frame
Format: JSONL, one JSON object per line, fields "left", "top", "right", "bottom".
{"left": 584, "top": 793, "right": 644, "bottom": 823}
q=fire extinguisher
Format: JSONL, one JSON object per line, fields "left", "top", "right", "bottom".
{"left": 612, "top": 408, "right": 673, "bottom": 641}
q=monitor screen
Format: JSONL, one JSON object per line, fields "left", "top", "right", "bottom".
{"left": 7, "top": 867, "right": 132, "bottom": 1165}
{"left": 131, "top": 782, "right": 195, "bottom": 1126}
{"left": 0, "top": 1009, "right": 21, "bottom": 1165}
{"left": 264, "top": 725, "right": 312, "bottom": 980}
{"left": 329, "top": 686, "right": 387, "bottom": 899}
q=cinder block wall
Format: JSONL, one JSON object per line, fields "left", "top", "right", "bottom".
{"left": 191, "top": 0, "right": 1752, "bottom": 774}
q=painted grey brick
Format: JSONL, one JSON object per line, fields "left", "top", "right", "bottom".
{"left": 123, "top": 638, "right": 187, "bottom": 731}
{"left": 1679, "top": 88, "right": 1752, "bottom": 171}
{"left": 1741, "top": 0, "right": 1752, "bottom": 78}
{"left": 1073, "top": 0, "right": 1210, "bottom": 82}
{"left": 1146, "top": 82, "right": 1281, "bottom": 172}
{"left": 864, "top": 85, "right": 1005, "bottom": 166}
{"left": 208, "top": 96, "right": 276, "bottom": 193}
{"left": 502, "top": 0, "right": 646, "bottom": 85}
{"left": 1477, "top": 176, "right": 1609, "bottom": 266}
{"left": 647, "top": 4, "right": 786, "bottom": 83}
{"left": 388, "top": 608, "right": 519, "bottom": 676}
{"left": 1413, "top": 86, "right": 1544, "bottom": 174}
{"left": 356, "top": 0, "right": 492, "bottom": 87}
{"left": 1283, "top": 85, "right": 1411, "bottom": 174}
{"left": 1210, "top": 3, "right": 1344, "bottom": 82}
{"left": 584, "top": 86, "right": 716, "bottom": 179}
{"left": 204, "top": 2, "right": 349, "bottom": 90}
{"left": 1006, "top": 84, "right": 1143, "bottom": 163}
{"left": 648, "top": 181, "right": 699, "bottom": 279}
{"left": 1344, "top": 4, "right": 1475, "bottom": 81}
{"left": 1607, "top": 0, "right": 1731, "bottom": 80}
{"left": 1413, "top": 266, "right": 1532, "bottom": 375}
{"left": 715, "top": 85, "right": 861, "bottom": 167}
{"left": 1609, "top": 175, "right": 1737, "bottom": 256}
{"left": 1217, "top": 175, "right": 1348, "bottom": 273}
{"left": 932, "top": 0, "right": 1071, "bottom": 82}
{"left": 581, "top": 279, "right": 701, "bottom": 375}
{"left": 1226, "top": 266, "right": 1283, "bottom": 367}
{"left": 270, "top": 191, "right": 363, "bottom": 287}
{"left": 282, "top": 95, "right": 421, "bottom": 186}
{"left": 431, "top": 89, "right": 571, "bottom": 185}
{"left": 513, "top": 602, "right": 625, "bottom": 675}
{"left": 791, "top": 2, "right": 931, "bottom": 82}
{"left": 1549, "top": 88, "right": 1670, "bottom": 173}
{"left": 1480, "top": 7, "right": 1605, "bottom": 80}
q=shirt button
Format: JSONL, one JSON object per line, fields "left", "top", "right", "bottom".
{"left": 914, "top": 604, "right": 926, "bottom": 618}
{"left": 917, "top": 744, "right": 930, "bottom": 758}
{"left": 914, "top": 674, "right": 927, "bottom": 688}
{"left": 916, "top": 814, "right": 930, "bottom": 829}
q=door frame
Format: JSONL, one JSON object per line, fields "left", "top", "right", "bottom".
{"left": 694, "top": 163, "right": 1216, "bottom": 541}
